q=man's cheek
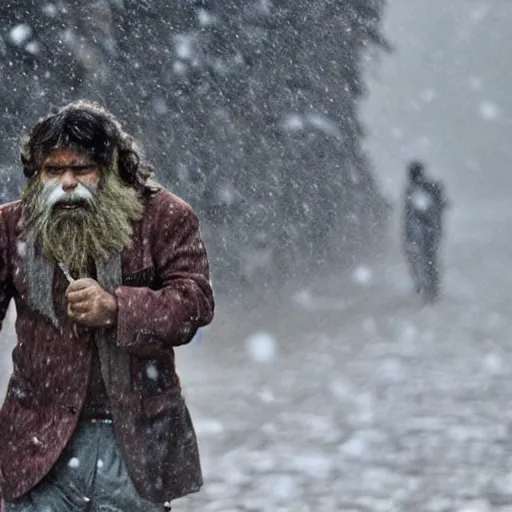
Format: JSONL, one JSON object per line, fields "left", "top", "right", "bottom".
{"left": 79, "top": 179, "right": 99, "bottom": 196}
{"left": 43, "top": 181, "right": 65, "bottom": 208}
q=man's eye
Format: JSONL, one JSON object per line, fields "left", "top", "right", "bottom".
{"left": 45, "top": 166, "right": 62, "bottom": 175}
{"left": 75, "top": 165, "right": 96, "bottom": 174}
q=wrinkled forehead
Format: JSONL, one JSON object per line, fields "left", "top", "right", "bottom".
{"left": 42, "top": 148, "right": 99, "bottom": 167}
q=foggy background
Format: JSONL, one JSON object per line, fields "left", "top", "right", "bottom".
{"left": 2, "top": 1, "right": 512, "bottom": 511}
{"left": 362, "top": 0, "right": 512, "bottom": 205}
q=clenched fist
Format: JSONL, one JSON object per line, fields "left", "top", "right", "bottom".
{"left": 66, "top": 278, "right": 118, "bottom": 328}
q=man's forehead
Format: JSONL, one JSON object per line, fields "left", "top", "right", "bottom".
{"left": 43, "top": 147, "right": 96, "bottom": 165}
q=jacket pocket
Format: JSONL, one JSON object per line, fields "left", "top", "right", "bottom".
{"left": 116, "top": 389, "right": 202, "bottom": 501}
{"left": 131, "top": 357, "right": 175, "bottom": 396}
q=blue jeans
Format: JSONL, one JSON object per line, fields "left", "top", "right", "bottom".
{"left": 3, "top": 421, "right": 171, "bottom": 511}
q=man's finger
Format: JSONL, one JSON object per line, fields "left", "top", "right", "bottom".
{"left": 67, "top": 307, "right": 92, "bottom": 326}
{"left": 67, "top": 304, "right": 78, "bottom": 319}
{"left": 66, "top": 278, "right": 98, "bottom": 295}
{"left": 67, "top": 288, "right": 93, "bottom": 303}
{"left": 69, "top": 301, "right": 90, "bottom": 314}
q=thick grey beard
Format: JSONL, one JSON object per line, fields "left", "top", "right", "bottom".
{"left": 22, "top": 170, "right": 144, "bottom": 278}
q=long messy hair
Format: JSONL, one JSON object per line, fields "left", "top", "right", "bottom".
{"left": 20, "top": 100, "right": 155, "bottom": 192}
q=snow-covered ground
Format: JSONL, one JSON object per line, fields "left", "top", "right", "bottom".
{"left": 166, "top": 198, "right": 512, "bottom": 512}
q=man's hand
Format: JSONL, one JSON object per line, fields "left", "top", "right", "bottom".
{"left": 66, "top": 278, "right": 118, "bottom": 328}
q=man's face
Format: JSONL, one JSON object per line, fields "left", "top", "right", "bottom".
{"left": 40, "top": 148, "right": 101, "bottom": 212}
{"left": 23, "top": 144, "right": 143, "bottom": 277}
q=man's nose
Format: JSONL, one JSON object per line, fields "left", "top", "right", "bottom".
{"left": 61, "top": 170, "right": 78, "bottom": 191}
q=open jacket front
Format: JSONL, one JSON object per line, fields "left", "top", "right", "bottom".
{"left": 0, "top": 188, "right": 214, "bottom": 503}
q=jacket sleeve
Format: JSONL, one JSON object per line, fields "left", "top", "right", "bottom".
{"left": 0, "top": 208, "right": 13, "bottom": 332}
{"left": 113, "top": 201, "right": 214, "bottom": 347}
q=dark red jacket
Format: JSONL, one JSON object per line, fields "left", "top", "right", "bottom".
{"left": 0, "top": 188, "right": 214, "bottom": 503}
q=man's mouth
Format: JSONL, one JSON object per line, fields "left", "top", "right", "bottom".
{"left": 54, "top": 200, "right": 88, "bottom": 211}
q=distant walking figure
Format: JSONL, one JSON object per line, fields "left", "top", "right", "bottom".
{"left": 403, "top": 161, "right": 449, "bottom": 302}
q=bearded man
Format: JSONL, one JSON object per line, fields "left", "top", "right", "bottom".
{"left": 0, "top": 100, "right": 214, "bottom": 511}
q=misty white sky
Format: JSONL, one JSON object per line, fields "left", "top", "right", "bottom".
{"left": 361, "top": 0, "right": 512, "bottom": 207}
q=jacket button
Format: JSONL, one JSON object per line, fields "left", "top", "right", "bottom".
{"left": 69, "top": 407, "right": 78, "bottom": 415}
